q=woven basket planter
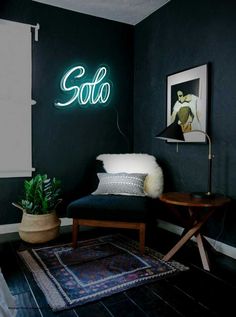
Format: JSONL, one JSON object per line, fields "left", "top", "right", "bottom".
{"left": 19, "top": 211, "right": 61, "bottom": 244}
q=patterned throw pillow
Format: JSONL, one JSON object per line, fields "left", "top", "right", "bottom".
{"left": 92, "top": 173, "right": 147, "bottom": 196}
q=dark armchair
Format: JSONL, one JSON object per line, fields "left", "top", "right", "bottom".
{"left": 67, "top": 153, "right": 164, "bottom": 254}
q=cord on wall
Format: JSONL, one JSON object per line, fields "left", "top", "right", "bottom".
{"left": 113, "top": 106, "right": 130, "bottom": 150}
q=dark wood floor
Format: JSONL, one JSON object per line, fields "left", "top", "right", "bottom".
{"left": 0, "top": 226, "right": 236, "bottom": 317}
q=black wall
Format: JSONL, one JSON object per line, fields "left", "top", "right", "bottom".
{"left": 0, "top": 0, "right": 134, "bottom": 224}
{"left": 134, "top": 0, "right": 236, "bottom": 247}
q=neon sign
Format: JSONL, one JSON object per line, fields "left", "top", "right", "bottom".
{"left": 55, "top": 65, "right": 112, "bottom": 108}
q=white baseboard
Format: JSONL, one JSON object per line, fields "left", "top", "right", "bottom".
{"left": 157, "top": 219, "right": 236, "bottom": 260}
{"left": 0, "top": 218, "right": 73, "bottom": 234}
{"left": 0, "top": 218, "right": 235, "bottom": 260}
{"left": 0, "top": 218, "right": 73, "bottom": 242}
{"left": 60, "top": 218, "right": 73, "bottom": 226}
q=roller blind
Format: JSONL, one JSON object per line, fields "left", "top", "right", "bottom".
{"left": 0, "top": 19, "right": 35, "bottom": 177}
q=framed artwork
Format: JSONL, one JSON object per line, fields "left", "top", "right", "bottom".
{"left": 166, "top": 64, "right": 208, "bottom": 142}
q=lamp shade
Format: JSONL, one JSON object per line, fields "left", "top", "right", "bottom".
{"left": 155, "top": 122, "right": 185, "bottom": 141}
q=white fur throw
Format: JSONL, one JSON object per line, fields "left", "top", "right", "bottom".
{"left": 97, "top": 153, "right": 164, "bottom": 198}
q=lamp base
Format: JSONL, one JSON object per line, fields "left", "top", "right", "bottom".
{"left": 191, "top": 192, "right": 215, "bottom": 199}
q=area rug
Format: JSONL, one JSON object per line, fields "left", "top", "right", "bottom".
{"left": 18, "top": 234, "right": 188, "bottom": 312}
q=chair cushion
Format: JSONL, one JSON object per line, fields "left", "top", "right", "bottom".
{"left": 67, "top": 195, "right": 156, "bottom": 222}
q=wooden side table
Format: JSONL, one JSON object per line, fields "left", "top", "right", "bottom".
{"left": 159, "top": 192, "right": 231, "bottom": 271}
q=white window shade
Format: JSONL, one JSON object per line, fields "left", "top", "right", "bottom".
{"left": 0, "top": 19, "right": 35, "bottom": 177}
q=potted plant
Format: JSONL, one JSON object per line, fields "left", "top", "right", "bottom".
{"left": 13, "top": 174, "right": 62, "bottom": 243}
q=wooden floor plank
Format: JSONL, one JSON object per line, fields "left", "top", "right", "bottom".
{"left": 124, "top": 287, "right": 184, "bottom": 317}
{"left": 75, "top": 301, "right": 114, "bottom": 317}
{"left": 101, "top": 293, "right": 147, "bottom": 317}
{"left": 166, "top": 265, "right": 235, "bottom": 316}
{"left": 14, "top": 291, "right": 42, "bottom": 317}
{"left": 147, "top": 279, "right": 214, "bottom": 317}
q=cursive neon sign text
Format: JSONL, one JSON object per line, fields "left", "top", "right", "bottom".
{"left": 55, "top": 65, "right": 111, "bottom": 108}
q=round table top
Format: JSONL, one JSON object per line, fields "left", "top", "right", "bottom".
{"left": 159, "top": 192, "right": 231, "bottom": 208}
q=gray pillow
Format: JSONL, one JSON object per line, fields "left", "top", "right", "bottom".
{"left": 92, "top": 173, "right": 147, "bottom": 196}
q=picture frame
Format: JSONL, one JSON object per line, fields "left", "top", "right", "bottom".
{"left": 166, "top": 64, "right": 208, "bottom": 143}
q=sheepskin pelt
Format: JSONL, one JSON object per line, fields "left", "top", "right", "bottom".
{"left": 96, "top": 153, "right": 164, "bottom": 198}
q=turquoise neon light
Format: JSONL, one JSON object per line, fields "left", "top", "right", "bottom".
{"left": 55, "top": 65, "right": 111, "bottom": 107}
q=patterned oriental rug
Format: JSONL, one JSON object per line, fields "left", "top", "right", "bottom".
{"left": 18, "top": 234, "right": 188, "bottom": 312}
